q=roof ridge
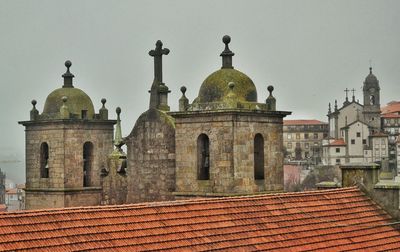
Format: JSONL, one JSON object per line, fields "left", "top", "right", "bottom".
{"left": 0, "top": 187, "right": 361, "bottom": 218}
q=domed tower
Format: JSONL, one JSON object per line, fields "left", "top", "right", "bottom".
{"left": 19, "top": 61, "right": 116, "bottom": 210}
{"left": 362, "top": 67, "right": 381, "bottom": 131}
{"left": 171, "top": 36, "right": 291, "bottom": 197}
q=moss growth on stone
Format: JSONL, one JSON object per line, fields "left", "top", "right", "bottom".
{"left": 196, "top": 68, "right": 257, "bottom": 104}
{"left": 42, "top": 87, "right": 95, "bottom": 119}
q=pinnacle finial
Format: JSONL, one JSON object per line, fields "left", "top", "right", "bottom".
{"left": 369, "top": 67, "right": 372, "bottom": 74}
{"left": 267, "top": 85, "right": 274, "bottom": 96}
{"left": 180, "top": 86, "right": 187, "bottom": 95}
{"left": 62, "top": 60, "right": 74, "bottom": 88}
{"left": 114, "top": 107, "right": 123, "bottom": 150}
{"left": 220, "top": 35, "right": 234, "bottom": 69}
{"left": 101, "top": 98, "right": 106, "bottom": 108}
{"left": 228, "top": 82, "right": 235, "bottom": 90}
{"left": 328, "top": 102, "right": 331, "bottom": 114}
{"left": 31, "top": 99, "right": 37, "bottom": 108}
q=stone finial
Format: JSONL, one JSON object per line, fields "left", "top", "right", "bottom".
{"left": 99, "top": 98, "right": 108, "bottom": 120}
{"left": 30, "top": 99, "right": 39, "bottom": 120}
{"left": 225, "top": 82, "right": 238, "bottom": 108}
{"left": 62, "top": 60, "right": 74, "bottom": 88}
{"left": 328, "top": 102, "right": 331, "bottom": 114}
{"left": 179, "top": 86, "right": 189, "bottom": 112}
{"left": 334, "top": 99, "right": 338, "bottom": 111}
{"left": 369, "top": 67, "right": 373, "bottom": 74}
{"left": 220, "top": 35, "right": 234, "bottom": 69}
{"left": 114, "top": 107, "right": 124, "bottom": 151}
{"left": 266, "top": 85, "right": 276, "bottom": 111}
{"left": 60, "top": 96, "right": 69, "bottom": 119}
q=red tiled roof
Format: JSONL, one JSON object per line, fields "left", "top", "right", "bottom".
{"left": 382, "top": 112, "right": 400, "bottom": 118}
{"left": 0, "top": 187, "right": 399, "bottom": 251}
{"left": 329, "top": 138, "right": 346, "bottom": 146}
{"left": 284, "top": 119, "right": 327, "bottom": 125}
{"left": 5, "top": 188, "right": 17, "bottom": 194}
{"left": 381, "top": 101, "right": 400, "bottom": 115}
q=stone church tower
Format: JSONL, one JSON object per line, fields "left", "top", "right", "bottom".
{"left": 19, "top": 61, "right": 116, "bottom": 209}
{"left": 172, "top": 36, "right": 291, "bottom": 197}
{"left": 363, "top": 67, "right": 381, "bottom": 131}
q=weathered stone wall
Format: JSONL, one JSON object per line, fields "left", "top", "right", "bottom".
{"left": 23, "top": 121, "right": 114, "bottom": 209}
{"left": 126, "top": 108, "right": 176, "bottom": 203}
{"left": 174, "top": 111, "right": 284, "bottom": 196}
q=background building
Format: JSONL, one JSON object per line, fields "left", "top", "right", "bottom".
{"left": 323, "top": 68, "right": 388, "bottom": 165}
{"left": 283, "top": 120, "right": 328, "bottom": 164}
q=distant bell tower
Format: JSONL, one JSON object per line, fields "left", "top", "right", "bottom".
{"left": 19, "top": 61, "right": 116, "bottom": 210}
{"left": 362, "top": 67, "right": 381, "bottom": 131}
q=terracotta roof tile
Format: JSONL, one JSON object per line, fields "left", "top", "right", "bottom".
{"left": 0, "top": 187, "right": 399, "bottom": 251}
{"left": 381, "top": 101, "right": 400, "bottom": 115}
{"left": 328, "top": 138, "right": 347, "bottom": 146}
{"left": 283, "top": 120, "right": 327, "bottom": 125}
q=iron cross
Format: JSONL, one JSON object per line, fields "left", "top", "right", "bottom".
{"left": 149, "top": 40, "right": 170, "bottom": 83}
{"left": 351, "top": 88, "right": 355, "bottom": 97}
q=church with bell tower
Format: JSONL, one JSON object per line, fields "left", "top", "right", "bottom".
{"left": 323, "top": 67, "right": 387, "bottom": 165}
{"left": 20, "top": 35, "right": 291, "bottom": 209}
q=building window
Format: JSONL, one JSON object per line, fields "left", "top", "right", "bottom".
{"left": 296, "top": 142, "right": 300, "bottom": 148}
{"left": 305, "top": 143, "right": 309, "bottom": 149}
{"left": 356, "top": 132, "right": 361, "bottom": 137}
{"left": 254, "top": 134, "right": 264, "bottom": 180}
{"left": 197, "top": 134, "right": 210, "bottom": 180}
{"left": 305, "top": 151, "right": 309, "bottom": 158}
{"left": 336, "top": 159, "right": 341, "bottom": 164}
{"left": 83, "top": 142, "right": 94, "bottom": 187}
{"left": 314, "top": 133, "right": 318, "bottom": 139}
{"left": 336, "top": 148, "right": 340, "bottom": 153}
{"left": 287, "top": 133, "right": 292, "bottom": 140}
{"left": 363, "top": 139, "right": 367, "bottom": 145}
{"left": 323, "top": 133, "right": 328, "bottom": 138}
{"left": 296, "top": 133, "right": 300, "bottom": 139}
{"left": 351, "top": 139, "right": 355, "bottom": 144}
{"left": 287, "top": 143, "right": 292, "bottom": 149}
{"left": 40, "top": 142, "right": 49, "bottom": 178}
{"left": 304, "top": 133, "right": 309, "bottom": 139}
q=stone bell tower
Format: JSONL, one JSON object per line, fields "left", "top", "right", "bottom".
{"left": 19, "top": 61, "right": 116, "bottom": 210}
{"left": 362, "top": 67, "right": 381, "bottom": 131}
{"left": 171, "top": 35, "right": 291, "bottom": 198}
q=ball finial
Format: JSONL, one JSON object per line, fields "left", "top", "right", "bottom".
{"left": 267, "top": 85, "right": 274, "bottom": 94}
{"left": 228, "top": 82, "right": 235, "bottom": 90}
{"left": 222, "top": 35, "right": 231, "bottom": 45}
{"left": 65, "top": 60, "right": 72, "bottom": 68}
{"left": 62, "top": 96, "right": 68, "bottom": 103}
{"left": 180, "top": 86, "right": 187, "bottom": 95}
{"left": 116, "top": 107, "right": 121, "bottom": 115}
{"left": 31, "top": 100, "right": 37, "bottom": 106}
{"left": 101, "top": 98, "right": 106, "bottom": 105}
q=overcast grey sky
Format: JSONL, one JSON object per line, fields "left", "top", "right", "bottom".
{"left": 1, "top": 0, "right": 400, "bottom": 183}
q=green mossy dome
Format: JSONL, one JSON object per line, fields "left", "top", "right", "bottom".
{"left": 197, "top": 68, "right": 257, "bottom": 103}
{"left": 42, "top": 87, "right": 95, "bottom": 119}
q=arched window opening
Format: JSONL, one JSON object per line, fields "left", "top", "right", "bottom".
{"left": 197, "top": 134, "right": 210, "bottom": 180}
{"left": 254, "top": 134, "right": 265, "bottom": 180}
{"left": 83, "top": 142, "right": 94, "bottom": 187}
{"left": 40, "top": 142, "right": 49, "bottom": 178}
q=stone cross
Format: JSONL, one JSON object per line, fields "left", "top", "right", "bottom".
{"left": 351, "top": 88, "right": 356, "bottom": 101}
{"left": 149, "top": 40, "right": 170, "bottom": 83}
{"left": 344, "top": 88, "right": 349, "bottom": 100}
